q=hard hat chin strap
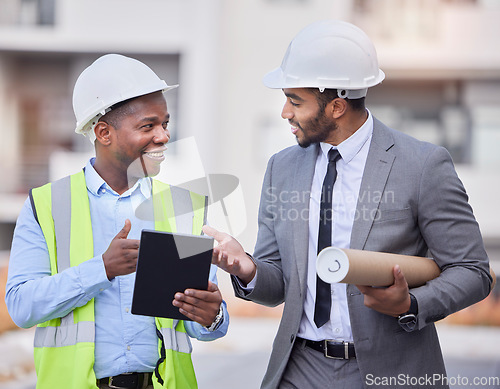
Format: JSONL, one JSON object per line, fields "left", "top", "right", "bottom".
{"left": 78, "top": 107, "right": 112, "bottom": 144}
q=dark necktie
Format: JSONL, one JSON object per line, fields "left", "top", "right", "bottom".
{"left": 314, "top": 148, "right": 341, "bottom": 328}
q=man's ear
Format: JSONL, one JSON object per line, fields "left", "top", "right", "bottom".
{"left": 94, "top": 121, "right": 112, "bottom": 146}
{"left": 329, "top": 98, "right": 348, "bottom": 119}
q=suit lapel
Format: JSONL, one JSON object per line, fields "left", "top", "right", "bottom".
{"left": 350, "top": 118, "right": 395, "bottom": 250}
{"left": 292, "top": 144, "right": 319, "bottom": 295}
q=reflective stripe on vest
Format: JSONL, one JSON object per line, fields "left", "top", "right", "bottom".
{"left": 30, "top": 171, "right": 206, "bottom": 389}
{"left": 158, "top": 326, "right": 193, "bottom": 354}
{"left": 51, "top": 176, "right": 71, "bottom": 272}
{"left": 34, "top": 320, "right": 95, "bottom": 348}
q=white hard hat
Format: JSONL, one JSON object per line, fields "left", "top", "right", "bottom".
{"left": 73, "top": 53, "right": 178, "bottom": 142}
{"left": 263, "top": 20, "right": 385, "bottom": 99}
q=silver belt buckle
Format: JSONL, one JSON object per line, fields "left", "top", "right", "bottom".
{"left": 323, "top": 340, "right": 349, "bottom": 359}
{"left": 108, "top": 373, "right": 134, "bottom": 389}
{"left": 108, "top": 376, "right": 121, "bottom": 389}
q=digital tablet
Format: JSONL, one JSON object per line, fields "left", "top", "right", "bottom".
{"left": 131, "top": 230, "right": 214, "bottom": 320}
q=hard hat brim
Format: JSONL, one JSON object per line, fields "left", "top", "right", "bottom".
{"left": 262, "top": 67, "right": 289, "bottom": 89}
{"left": 262, "top": 67, "right": 385, "bottom": 91}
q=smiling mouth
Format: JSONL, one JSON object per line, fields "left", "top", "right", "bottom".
{"left": 291, "top": 124, "right": 302, "bottom": 135}
{"left": 289, "top": 121, "right": 301, "bottom": 134}
{"left": 143, "top": 150, "right": 166, "bottom": 160}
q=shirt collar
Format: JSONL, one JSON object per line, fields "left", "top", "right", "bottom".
{"left": 319, "top": 109, "right": 373, "bottom": 164}
{"left": 84, "top": 157, "right": 152, "bottom": 199}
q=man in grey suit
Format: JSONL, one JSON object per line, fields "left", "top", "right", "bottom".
{"left": 203, "top": 20, "right": 492, "bottom": 388}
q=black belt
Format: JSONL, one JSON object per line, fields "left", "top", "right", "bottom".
{"left": 97, "top": 372, "right": 153, "bottom": 389}
{"left": 297, "top": 337, "right": 356, "bottom": 359}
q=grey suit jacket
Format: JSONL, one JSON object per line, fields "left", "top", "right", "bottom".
{"left": 232, "top": 118, "right": 492, "bottom": 389}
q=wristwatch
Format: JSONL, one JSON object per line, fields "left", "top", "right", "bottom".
{"left": 205, "top": 304, "right": 224, "bottom": 332}
{"left": 398, "top": 293, "right": 418, "bottom": 332}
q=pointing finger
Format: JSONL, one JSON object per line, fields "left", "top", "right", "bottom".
{"left": 202, "top": 225, "right": 226, "bottom": 243}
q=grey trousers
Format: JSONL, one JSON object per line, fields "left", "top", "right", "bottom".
{"left": 279, "top": 339, "right": 364, "bottom": 389}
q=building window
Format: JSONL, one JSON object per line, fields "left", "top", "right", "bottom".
{"left": 0, "top": 0, "right": 56, "bottom": 26}
{"left": 368, "top": 80, "right": 472, "bottom": 164}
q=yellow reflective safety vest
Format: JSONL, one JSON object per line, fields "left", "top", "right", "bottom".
{"left": 29, "top": 170, "right": 207, "bottom": 389}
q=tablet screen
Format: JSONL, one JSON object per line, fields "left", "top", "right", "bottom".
{"left": 131, "top": 229, "right": 214, "bottom": 320}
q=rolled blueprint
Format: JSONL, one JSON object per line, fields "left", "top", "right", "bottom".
{"left": 316, "top": 247, "right": 440, "bottom": 287}
{"left": 317, "top": 247, "right": 497, "bottom": 294}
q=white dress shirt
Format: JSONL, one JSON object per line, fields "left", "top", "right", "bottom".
{"left": 241, "top": 111, "right": 373, "bottom": 341}
{"left": 298, "top": 111, "right": 373, "bottom": 341}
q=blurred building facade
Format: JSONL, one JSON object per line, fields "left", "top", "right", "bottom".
{"left": 0, "top": 0, "right": 499, "bottom": 270}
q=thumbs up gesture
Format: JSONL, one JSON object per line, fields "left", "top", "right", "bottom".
{"left": 102, "top": 219, "right": 140, "bottom": 280}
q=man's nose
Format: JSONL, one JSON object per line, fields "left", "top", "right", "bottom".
{"left": 154, "top": 127, "right": 170, "bottom": 144}
{"left": 281, "top": 102, "right": 294, "bottom": 120}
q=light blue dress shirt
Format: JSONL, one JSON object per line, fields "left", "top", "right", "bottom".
{"left": 6, "top": 158, "right": 228, "bottom": 379}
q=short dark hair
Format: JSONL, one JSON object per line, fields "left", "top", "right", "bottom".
{"left": 308, "top": 88, "right": 365, "bottom": 113}
{"left": 99, "top": 96, "right": 139, "bottom": 128}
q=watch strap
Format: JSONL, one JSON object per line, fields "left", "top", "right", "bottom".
{"left": 205, "top": 304, "right": 223, "bottom": 332}
{"left": 397, "top": 293, "right": 418, "bottom": 332}
{"left": 407, "top": 293, "right": 418, "bottom": 315}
